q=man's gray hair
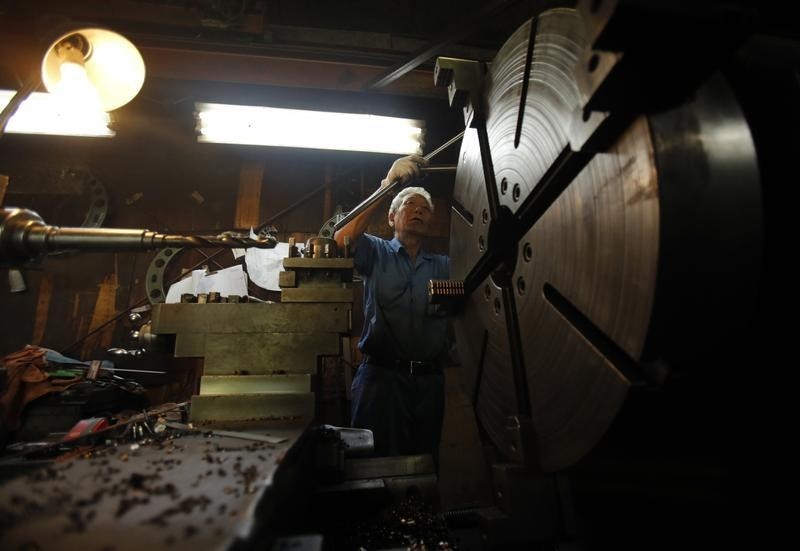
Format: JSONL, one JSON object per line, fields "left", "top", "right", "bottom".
{"left": 389, "top": 186, "right": 434, "bottom": 216}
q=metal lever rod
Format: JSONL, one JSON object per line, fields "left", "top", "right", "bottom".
{"left": 421, "top": 164, "right": 458, "bottom": 173}
{"left": 330, "top": 180, "right": 401, "bottom": 234}
{"left": 423, "top": 130, "right": 465, "bottom": 161}
{"left": 331, "top": 131, "right": 464, "bottom": 233}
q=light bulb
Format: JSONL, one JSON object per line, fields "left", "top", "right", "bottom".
{"left": 54, "top": 61, "right": 102, "bottom": 110}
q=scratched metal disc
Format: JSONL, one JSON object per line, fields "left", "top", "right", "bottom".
{"left": 451, "top": 8, "right": 761, "bottom": 471}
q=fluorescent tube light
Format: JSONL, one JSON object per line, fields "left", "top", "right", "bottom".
{"left": 0, "top": 89, "right": 113, "bottom": 137}
{"left": 195, "top": 102, "right": 424, "bottom": 155}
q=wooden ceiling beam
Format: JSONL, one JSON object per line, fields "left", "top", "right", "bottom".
{"left": 140, "top": 45, "right": 442, "bottom": 97}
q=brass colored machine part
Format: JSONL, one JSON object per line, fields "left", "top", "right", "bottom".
{"left": 279, "top": 237, "right": 355, "bottom": 303}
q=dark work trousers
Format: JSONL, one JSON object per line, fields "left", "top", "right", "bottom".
{"left": 350, "top": 363, "right": 445, "bottom": 466}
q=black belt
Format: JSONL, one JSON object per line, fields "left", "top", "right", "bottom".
{"left": 365, "top": 356, "right": 439, "bottom": 376}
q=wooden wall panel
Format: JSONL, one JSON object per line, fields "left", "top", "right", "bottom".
{"left": 30, "top": 273, "right": 54, "bottom": 345}
{"left": 80, "top": 260, "right": 120, "bottom": 359}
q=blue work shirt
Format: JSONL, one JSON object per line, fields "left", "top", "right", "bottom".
{"left": 355, "top": 233, "right": 450, "bottom": 362}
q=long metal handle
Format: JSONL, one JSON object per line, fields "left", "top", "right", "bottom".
{"left": 423, "top": 131, "right": 465, "bottom": 161}
{"left": 421, "top": 164, "right": 458, "bottom": 173}
{"left": 330, "top": 177, "right": 403, "bottom": 234}
{"left": 331, "top": 131, "right": 464, "bottom": 233}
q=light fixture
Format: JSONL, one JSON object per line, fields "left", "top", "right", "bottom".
{"left": 0, "top": 89, "right": 113, "bottom": 137}
{"left": 0, "top": 27, "right": 145, "bottom": 138}
{"left": 42, "top": 28, "right": 146, "bottom": 112}
{"left": 195, "top": 102, "right": 425, "bottom": 155}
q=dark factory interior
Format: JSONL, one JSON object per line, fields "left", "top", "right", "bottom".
{"left": 0, "top": 0, "right": 788, "bottom": 549}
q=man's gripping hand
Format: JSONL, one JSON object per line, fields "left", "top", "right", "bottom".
{"left": 381, "top": 154, "right": 429, "bottom": 188}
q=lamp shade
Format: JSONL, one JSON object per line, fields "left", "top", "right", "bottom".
{"left": 41, "top": 28, "right": 145, "bottom": 112}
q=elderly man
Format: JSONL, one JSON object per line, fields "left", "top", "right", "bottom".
{"left": 334, "top": 155, "right": 450, "bottom": 462}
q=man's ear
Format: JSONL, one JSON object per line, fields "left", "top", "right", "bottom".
{"left": 388, "top": 211, "right": 395, "bottom": 228}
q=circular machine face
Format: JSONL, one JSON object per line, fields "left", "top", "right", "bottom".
{"left": 450, "top": 8, "right": 761, "bottom": 471}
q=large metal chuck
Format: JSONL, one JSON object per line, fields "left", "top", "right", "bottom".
{"left": 450, "top": 7, "right": 762, "bottom": 471}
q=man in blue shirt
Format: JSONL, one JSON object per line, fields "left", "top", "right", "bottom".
{"left": 334, "top": 155, "right": 450, "bottom": 462}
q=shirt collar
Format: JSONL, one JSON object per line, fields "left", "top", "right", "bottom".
{"left": 390, "top": 237, "right": 433, "bottom": 260}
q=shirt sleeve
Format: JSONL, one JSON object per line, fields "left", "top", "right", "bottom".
{"left": 354, "top": 233, "right": 379, "bottom": 276}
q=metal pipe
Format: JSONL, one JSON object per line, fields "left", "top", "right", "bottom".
{"left": 423, "top": 131, "right": 465, "bottom": 161}
{"left": 331, "top": 179, "right": 402, "bottom": 234}
{"left": 1, "top": 207, "right": 276, "bottom": 266}
{"left": 332, "top": 131, "right": 464, "bottom": 233}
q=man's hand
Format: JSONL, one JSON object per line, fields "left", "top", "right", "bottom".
{"left": 381, "top": 154, "right": 429, "bottom": 188}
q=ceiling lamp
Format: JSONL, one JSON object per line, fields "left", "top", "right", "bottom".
{"left": 41, "top": 28, "right": 146, "bottom": 112}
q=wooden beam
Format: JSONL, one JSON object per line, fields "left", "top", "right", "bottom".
{"left": 234, "top": 161, "right": 264, "bottom": 229}
{"left": 323, "top": 163, "right": 334, "bottom": 222}
{"left": 31, "top": 272, "right": 54, "bottom": 345}
{"left": 81, "top": 257, "right": 120, "bottom": 359}
{"left": 0, "top": 174, "right": 8, "bottom": 206}
{"left": 140, "top": 46, "right": 441, "bottom": 97}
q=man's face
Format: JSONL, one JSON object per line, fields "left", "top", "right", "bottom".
{"left": 389, "top": 194, "right": 433, "bottom": 236}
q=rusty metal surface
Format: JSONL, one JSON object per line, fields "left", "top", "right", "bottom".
{"left": 173, "top": 332, "right": 341, "bottom": 363}
{"left": 344, "top": 455, "right": 435, "bottom": 480}
{"left": 280, "top": 254, "right": 354, "bottom": 303}
{"left": 202, "top": 333, "right": 341, "bottom": 373}
{"left": 189, "top": 393, "right": 314, "bottom": 424}
{"left": 282, "top": 257, "right": 354, "bottom": 269}
{"left": 0, "top": 426, "right": 306, "bottom": 550}
{"left": 151, "top": 303, "right": 351, "bottom": 335}
{"left": 200, "top": 374, "right": 311, "bottom": 395}
{"left": 451, "top": 9, "right": 658, "bottom": 471}
{"left": 280, "top": 288, "right": 355, "bottom": 303}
